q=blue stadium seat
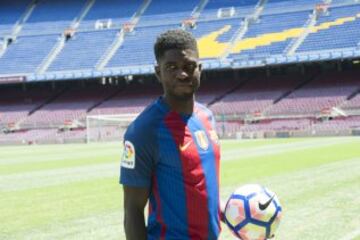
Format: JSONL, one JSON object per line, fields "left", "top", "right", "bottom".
{"left": 106, "top": 25, "right": 180, "bottom": 68}
{"left": 0, "top": 34, "right": 58, "bottom": 74}
{"left": 1, "top": 0, "right": 360, "bottom": 76}
{"left": 48, "top": 30, "right": 118, "bottom": 71}
{"left": 205, "top": 0, "right": 258, "bottom": 9}
{"left": 20, "top": 0, "right": 87, "bottom": 35}
{"left": 137, "top": 0, "right": 199, "bottom": 26}
{"left": 0, "top": 0, "right": 30, "bottom": 36}
{"left": 317, "top": 5, "right": 360, "bottom": 24}
{"left": 191, "top": 18, "right": 243, "bottom": 42}
{"left": 144, "top": 0, "right": 199, "bottom": 16}
{"left": 200, "top": 0, "right": 257, "bottom": 20}
{"left": 79, "top": 0, "right": 142, "bottom": 30}
{"left": 230, "top": 10, "right": 310, "bottom": 59}
{"left": 263, "top": 0, "right": 316, "bottom": 14}
{"left": 297, "top": 5, "right": 360, "bottom": 52}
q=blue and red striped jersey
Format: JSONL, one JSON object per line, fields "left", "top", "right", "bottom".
{"left": 120, "top": 97, "right": 221, "bottom": 240}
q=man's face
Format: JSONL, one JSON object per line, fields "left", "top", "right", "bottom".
{"left": 155, "top": 49, "right": 201, "bottom": 101}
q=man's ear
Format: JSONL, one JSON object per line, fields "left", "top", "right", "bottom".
{"left": 198, "top": 63, "right": 202, "bottom": 72}
{"left": 155, "top": 65, "right": 161, "bottom": 83}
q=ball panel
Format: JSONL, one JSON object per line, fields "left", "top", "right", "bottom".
{"left": 239, "top": 223, "right": 266, "bottom": 240}
{"left": 225, "top": 198, "right": 246, "bottom": 227}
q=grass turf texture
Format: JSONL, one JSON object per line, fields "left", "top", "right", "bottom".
{"left": 1, "top": 137, "right": 360, "bottom": 240}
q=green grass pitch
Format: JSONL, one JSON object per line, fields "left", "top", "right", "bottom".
{"left": 1, "top": 137, "right": 360, "bottom": 240}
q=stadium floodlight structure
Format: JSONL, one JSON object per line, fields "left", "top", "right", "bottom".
{"left": 86, "top": 113, "right": 138, "bottom": 143}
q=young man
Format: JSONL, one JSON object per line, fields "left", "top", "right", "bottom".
{"left": 120, "top": 29, "right": 222, "bottom": 240}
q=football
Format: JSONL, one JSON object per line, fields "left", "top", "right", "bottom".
{"left": 224, "top": 184, "right": 282, "bottom": 240}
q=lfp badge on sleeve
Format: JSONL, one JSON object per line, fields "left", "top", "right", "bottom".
{"left": 121, "top": 140, "right": 135, "bottom": 169}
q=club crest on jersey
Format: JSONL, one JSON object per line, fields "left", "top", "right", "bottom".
{"left": 209, "top": 130, "right": 219, "bottom": 144}
{"left": 121, "top": 140, "right": 135, "bottom": 169}
{"left": 195, "top": 130, "right": 209, "bottom": 150}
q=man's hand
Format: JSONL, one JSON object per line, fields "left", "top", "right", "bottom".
{"left": 220, "top": 199, "right": 226, "bottom": 223}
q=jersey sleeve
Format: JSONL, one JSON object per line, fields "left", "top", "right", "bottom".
{"left": 119, "top": 122, "right": 156, "bottom": 187}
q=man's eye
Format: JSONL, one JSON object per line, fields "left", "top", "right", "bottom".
{"left": 186, "top": 64, "right": 196, "bottom": 71}
{"left": 166, "top": 65, "right": 176, "bottom": 71}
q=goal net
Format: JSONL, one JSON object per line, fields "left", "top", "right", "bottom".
{"left": 86, "top": 114, "right": 138, "bottom": 143}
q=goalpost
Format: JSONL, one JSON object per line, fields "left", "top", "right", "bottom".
{"left": 86, "top": 114, "right": 138, "bottom": 143}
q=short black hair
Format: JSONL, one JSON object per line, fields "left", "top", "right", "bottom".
{"left": 154, "top": 29, "right": 198, "bottom": 62}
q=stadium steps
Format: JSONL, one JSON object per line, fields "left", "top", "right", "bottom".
{"left": 295, "top": 13, "right": 360, "bottom": 53}
{"left": 190, "top": 0, "right": 209, "bottom": 19}
{"left": 253, "top": 0, "right": 268, "bottom": 20}
{"left": 0, "top": 0, "right": 37, "bottom": 57}
{"left": 336, "top": 87, "right": 360, "bottom": 114}
{"left": 96, "top": 0, "right": 152, "bottom": 70}
{"left": 220, "top": 19, "right": 249, "bottom": 59}
{"left": 11, "top": 0, "right": 37, "bottom": 36}
{"left": 134, "top": 0, "right": 152, "bottom": 19}
{"left": 285, "top": 9, "right": 317, "bottom": 55}
{"left": 229, "top": 14, "right": 309, "bottom": 54}
{"left": 70, "top": 0, "right": 96, "bottom": 29}
{"left": 259, "top": 73, "right": 317, "bottom": 116}
{"left": 346, "top": 87, "right": 360, "bottom": 101}
{"left": 87, "top": 86, "right": 126, "bottom": 113}
{"left": 28, "top": 86, "right": 70, "bottom": 116}
{"left": 335, "top": 87, "right": 360, "bottom": 110}
{"left": 221, "top": 0, "right": 267, "bottom": 59}
{"left": 207, "top": 77, "right": 251, "bottom": 107}
{"left": 37, "top": 36, "right": 66, "bottom": 74}
{"left": 95, "top": 31, "right": 125, "bottom": 70}
{"left": 272, "top": 73, "right": 316, "bottom": 105}
{"left": 37, "top": 0, "right": 96, "bottom": 74}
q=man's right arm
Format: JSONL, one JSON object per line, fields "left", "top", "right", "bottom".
{"left": 123, "top": 185, "right": 150, "bottom": 240}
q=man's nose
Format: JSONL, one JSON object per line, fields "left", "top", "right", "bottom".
{"left": 176, "top": 69, "right": 188, "bottom": 80}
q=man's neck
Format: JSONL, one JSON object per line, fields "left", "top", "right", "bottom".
{"left": 163, "top": 95, "right": 195, "bottom": 115}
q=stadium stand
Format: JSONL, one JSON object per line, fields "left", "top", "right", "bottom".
{"left": 341, "top": 93, "right": 360, "bottom": 111}
{"left": 89, "top": 80, "right": 162, "bottom": 115}
{"left": 141, "top": 0, "right": 199, "bottom": 22}
{"left": 265, "top": 69, "right": 360, "bottom": 116}
{"left": 107, "top": 24, "right": 179, "bottom": 67}
{"left": 297, "top": 4, "right": 360, "bottom": 53}
{"left": 239, "top": 118, "right": 313, "bottom": 132}
{"left": 0, "top": 0, "right": 30, "bottom": 36}
{"left": 48, "top": 30, "right": 119, "bottom": 71}
{"left": 201, "top": 0, "right": 258, "bottom": 19}
{"left": 229, "top": 10, "right": 312, "bottom": 59}
{"left": 263, "top": 0, "right": 316, "bottom": 14}
{"left": 0, "top": 34, "right": 59, "bottom": 74}
{"left": 80, "top": 0, "right": 142, "bottom": 29}
{"left": 20, "top": 0, "right": 87, "bottom": 35}
{"left": 1, "top": 0, "right": 360, "bottom": 77}
{"left": 209, "top": 73, "right": 304, "bottom": 115}
{"left": 190, "top": 17, "right": 244, "bottom": 59}
{"left": 22, "top": 84, "right": 119, "bottom": 126}
{"left": 312, "top": 115, "right": 360, "bottom": 131}
{"left": 0, "top": 0, "right": 359, "bottom": 144}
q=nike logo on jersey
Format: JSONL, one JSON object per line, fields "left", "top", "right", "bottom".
{"left": 258, "top": 195, "right": 275, "bottom": 211}
{"left": 179, "top": 141, "right": 192, "bottom": 152}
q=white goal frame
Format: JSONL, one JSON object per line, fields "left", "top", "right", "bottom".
{"left": 86, "top": 114, "right": 138, "bottom": 143}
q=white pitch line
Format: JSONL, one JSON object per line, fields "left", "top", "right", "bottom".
{"left": 0, "top": 162, "right": 119, "bottom": 191}
{"left": 0, "top": 148, "right": 121, "bottom": 165}
{"left": 339, "top": 228, "right": 360, "bottom": 240}
{"left": 222, "top": 137, "right": 358, "bottom": 161}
